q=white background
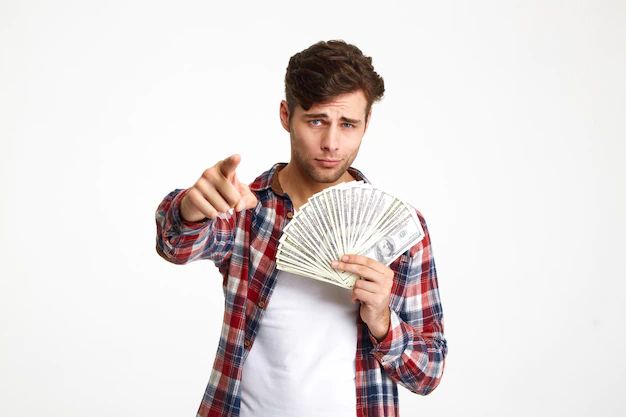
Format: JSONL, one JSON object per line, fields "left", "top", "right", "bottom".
{"left": 1, "top": 1, "right": 625, "bottom": 416}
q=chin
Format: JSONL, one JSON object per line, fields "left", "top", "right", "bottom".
{"left": 309, "top": 166, "right": 347, "bottom": 184}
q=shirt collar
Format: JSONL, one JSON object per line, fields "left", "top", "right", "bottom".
{"left": 249, "top": 162, "right": 370, "bottom": 196}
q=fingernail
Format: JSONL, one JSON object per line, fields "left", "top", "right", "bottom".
{"left": 341, "top": 255, "right": 349, "bottom": 261}
{"left": 331, "top": 261, "right": 339, "bottom": 268}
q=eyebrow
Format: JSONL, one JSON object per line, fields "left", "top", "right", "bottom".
{"left": 302, "top": 113, "right": 362, "bottom": 124}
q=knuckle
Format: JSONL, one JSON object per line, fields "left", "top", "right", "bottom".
{"left": 204, "top": 168, "right": 221, "bottom": 184}
{"left": 202, "top": 167, "right": 214, "bottom": 180}
{"left": 189, "top": 189, "right": 205, "bottom": 206}
{"left": 206, "top": 208, "right": 218, "bottom": 219}
{"left": 187, "top": 187, "right": 200, "bottom": 200}
{"left": 217, "top": 202, "right": 230, "bottom": 212}
{"left": 246, "top": 196, "right": 258, "bottom": 208}
{"left": 208, "top": 198, "right": 228, "bottom": 213}
{"left": 194, "top": 176, "right": 207, "bottom": 190}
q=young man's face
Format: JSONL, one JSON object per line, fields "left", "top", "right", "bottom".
{"left": 280, "top": 89, "right": 371, "bottom": 184}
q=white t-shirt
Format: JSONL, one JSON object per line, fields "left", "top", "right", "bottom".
{"left": 239, "top": 270, "right": 359, "bottom": 417}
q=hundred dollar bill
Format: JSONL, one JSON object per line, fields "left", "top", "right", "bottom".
{"left": 275, "top": 181, "right": 426, "bottom": 289}
{"left": 360, "top": 206, "right": 424, "bottom": 265}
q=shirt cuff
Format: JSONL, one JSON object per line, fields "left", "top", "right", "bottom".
{"left": 368, "top": 308, "right": 404, "bottom": 366}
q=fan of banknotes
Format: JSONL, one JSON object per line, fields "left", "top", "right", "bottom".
{"left": 276, "top": 181, "right": 425, "bottom": 289}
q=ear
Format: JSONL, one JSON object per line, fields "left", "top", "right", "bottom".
{"left": 279, "top": 100, "right": 291, "bottom": 132}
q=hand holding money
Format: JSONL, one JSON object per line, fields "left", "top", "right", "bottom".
{"left": 332, "top": 254, "right": 393, "bottom": 341}
{"left": 276, "top": 181, "right": 425, "bottom": 289}
{"left": 180, "top": 154, "right": 258, "bottom": 222}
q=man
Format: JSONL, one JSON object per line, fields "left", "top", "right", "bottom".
{"left": 155, "top": 39, "right": 447, "bottom": 417}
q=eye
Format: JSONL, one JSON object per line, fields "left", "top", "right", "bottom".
{"left": 308, "top": 119, "right": 322, "bottom": 126}
{"left": 342, "top": 122, "right": 355, "bottom": 128}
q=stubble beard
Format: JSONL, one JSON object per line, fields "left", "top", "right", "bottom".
{"left": 288, "top": 125, "right": 360, "bottom": 186}
{"left": 293, "top": 149, "right": 356, "bottom": 185}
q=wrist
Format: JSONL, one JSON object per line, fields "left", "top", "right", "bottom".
{"left": 368, "top": 308, "right": 391, "bottom": 342}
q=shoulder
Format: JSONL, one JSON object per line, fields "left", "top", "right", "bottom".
{"left": 249, "top": 163, "right": 286, "bottom": 192}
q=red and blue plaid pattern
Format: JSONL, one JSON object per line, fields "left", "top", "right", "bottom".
{"left": 155, "top": 163, "right": 447, "bottom": 417}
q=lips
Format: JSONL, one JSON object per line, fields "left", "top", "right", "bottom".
{"left": 315, "top": 158, "right": 342, "bottom": 168}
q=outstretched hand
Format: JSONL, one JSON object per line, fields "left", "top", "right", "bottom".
{"left": 181, "top": 154, "right": 258, "bottom": 222}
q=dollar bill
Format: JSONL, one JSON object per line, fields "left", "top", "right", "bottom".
{"left": 276, "top": 181, "right": 425, "bottom": 289}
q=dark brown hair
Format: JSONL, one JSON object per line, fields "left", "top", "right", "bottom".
{"left": 284, "top": 40, "right": 385, "bottom": 124}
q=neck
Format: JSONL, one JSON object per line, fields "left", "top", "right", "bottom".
{"left": 278, "top": 162, "right": 355, "bottom": 210}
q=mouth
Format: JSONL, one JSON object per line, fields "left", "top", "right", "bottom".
{"left": 315, "top": 158, "right": 342, "bottom": 168}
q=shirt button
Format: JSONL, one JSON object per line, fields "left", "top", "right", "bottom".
{"left": 286, "top": 211, "right": 294, "bottom": 219}
{"left": 244, "top": 339, "right": 251, "bottom": 349}
{"left": 257, "top": 300, "right": 266, "bottom": 309}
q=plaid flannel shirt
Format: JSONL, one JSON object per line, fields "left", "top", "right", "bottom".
{"left": 155, "top": 163, "right": 447, "bottom": 417}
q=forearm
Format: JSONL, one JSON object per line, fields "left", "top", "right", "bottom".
{"left": 155, "top": 188, "right": 234, "bottom": 266}
{"left": 368, "top": 209, "right": 447, "bottom": 395}
{"left": 368, "top": 308, "right": 447, "bottom": 395}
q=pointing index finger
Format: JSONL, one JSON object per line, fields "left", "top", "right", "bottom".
{"left": 219, "top": 154, "right": 241, "bottom": 178}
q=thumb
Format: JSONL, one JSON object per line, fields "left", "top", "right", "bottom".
{"left": 235, "top": 182, "right": 258, "bottom": 212}
{"left": 219, "top": 154, "right": 241, "bottom": 179}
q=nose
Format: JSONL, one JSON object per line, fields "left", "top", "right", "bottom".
{"left": 320, "top": 124, "right": 340, "bottom": 151}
